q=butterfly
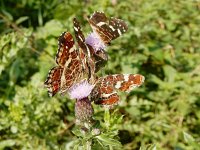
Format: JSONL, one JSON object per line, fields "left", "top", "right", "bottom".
{"left": 44, "top": 14, "right": 112, "bottom": 97}
{"left": 86, "top": 11, "right": 128, "bottom": 71}
{"left": 90, "top": 74, "right": 145, "bottom": 105}
{"left": 88, "top": 11, "right": 128, "bottom": 46}
{"left": 44, "top": 32, "right": 84, "bottom": 96}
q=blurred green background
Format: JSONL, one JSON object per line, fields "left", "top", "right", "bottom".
{"left": 0, "top": 0, "right": 200, "bottom": 149}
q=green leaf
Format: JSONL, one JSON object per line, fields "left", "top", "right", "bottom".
{"left": 163, "top": 65, "right": 177, "bottom": 83}
{"left": 183, "top": 131, "right": 194, "bottom": 143}
{"left": 140, "top": 144, "right": 156, "bottom": 150}
{"left": 96, "top": 134, "right": 122, "bottom": 148}
{"left": 104, "top": 108, "right": 110, "bottom": 128}
{"left": 2, "top": 9, "right": 13, "bottom": 21}
{"left": 0, "top": 140, "right": 16, "bottom": 149}
{"left": 38, "top": 8, "right": 43, "bottom": 26}
{"left": 15, "top": 16, "right": 29, "bottom": 25}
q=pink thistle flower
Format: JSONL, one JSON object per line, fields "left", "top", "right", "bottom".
{"left": 68, "top": 80, "right": 94, "bottom": 100}
{"left": 85, "top": 32, "right": 106, "bottom": 52}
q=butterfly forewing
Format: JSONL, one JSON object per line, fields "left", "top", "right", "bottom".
{"left": 91, "top": 74, "right": 145, "bottom": 105}
{"left": 88, "top": 11, "right": 128, "bottom": 45}
{"left": 73, "top": 18, "right": 91, "bottom": 72}
{"left": 73, "top": 18, "right": 96, "bottom": 82}
{"left": 89, "top": 11, "right": 107, "bottom": 25}
{"left": 109, "top": 17, "right": 128, "bottom": 39}
{"left": 45, "top": 32, "right": 84, "bottom": 96}
{"left": 73, "top": 18, "right": 87, "bottom": 53}
{"left": 73, "top": 18, "right": 108, "bottom": 76}
{"left": 56, "top": 32, "right": 76, "bottom": 67}
{"left": 58, "top": 32, "right": 84, "bottom": 94}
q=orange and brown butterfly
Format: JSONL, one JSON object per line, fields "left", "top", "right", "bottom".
{"left": 90, "top": 74, "right": 145, "bottom": 105}
{"left": 87, "top": 11, "right": 128, "bottom": 46}
{"left": 44, "top": 17, "right": 101, "bottom": 97}
{"left": 44, "top": 31, "right": 85, "bottom": 97}
{"left": 85, "top": 11, "right": 128, "bottom": 72}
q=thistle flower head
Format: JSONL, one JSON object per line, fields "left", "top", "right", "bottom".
{"left": 85, "top": 32, "right": 106, "bottom": 52}
{"left": 68, "top": 80, "right": 94, "bottom": 100}
{"left": 75, "top": 97, "right": 94, "bottom": 122}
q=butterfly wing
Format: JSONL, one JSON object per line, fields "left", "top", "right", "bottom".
{"left": 92, "top": 49, "right": 108, "bottom": 73}
{"left": 44, "top": 66, "right": 63, "bottom": 97}
{"left": 44, "top": 32, "right": 83, "bottom": 96}
{"left": 73, "top": 18, "right": 93, "bottom": 74}
{"left": 91, "top": 74, "right": 145, "bottom": 105}
{"left": 88, "top": 11, "right": 128, "bottom": 45}
{"left": 73, "top": 18, "right": 108, "bottom": 75}
{"left": 55, "top": 32, "right": 77, "bottom": 67}
{"left": 58, "top": 32, "right": 83, "bottom": 94}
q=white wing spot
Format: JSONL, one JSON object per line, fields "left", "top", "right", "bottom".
{"left": 109, "top": 25, "right": 115, "bottom": 31}
{"left": 59, "top": 50, "right": 63, "bottom": 56}
{"left": 102, "top": 92, "right": 115, "bottom": 98}
{"left": 78, "top": 35, "right": 84, "bottom": 42}
{"left": 117, "top": 29, "right": 122, "bottom": 35}
{"left": 97, "top": 22, "right": 106, "bottom": 26}
{"left": 74, "top": 26, "right": 78, "bottom": 31}
{"left": 124, "top": 74, "right": 129, "bottom": 82}
{"left": 48, "top": 79, "right": 52, "bottom": 83}
{"left": 115, "top": 81, "right": 121, "bottom": 89}
{"left": 48, "top": 87, "right": 53, "bottom": 92}
{"left": 69, "top": 45, "right": 76, "bottom": 53}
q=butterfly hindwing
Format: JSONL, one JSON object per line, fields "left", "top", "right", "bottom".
{"left": 91, "top": 74, "right": 145, "bottom": 105}
{"left": 44, "top": 66, "right": 63, "bottom": 96}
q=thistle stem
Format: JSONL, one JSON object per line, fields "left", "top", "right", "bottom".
{"left": 85, "top": 140, "right": 91, "bottom": 150}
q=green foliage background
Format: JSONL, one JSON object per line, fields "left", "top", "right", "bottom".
{"left": 0, "top": 0, "right": 200, "bottom": 149}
